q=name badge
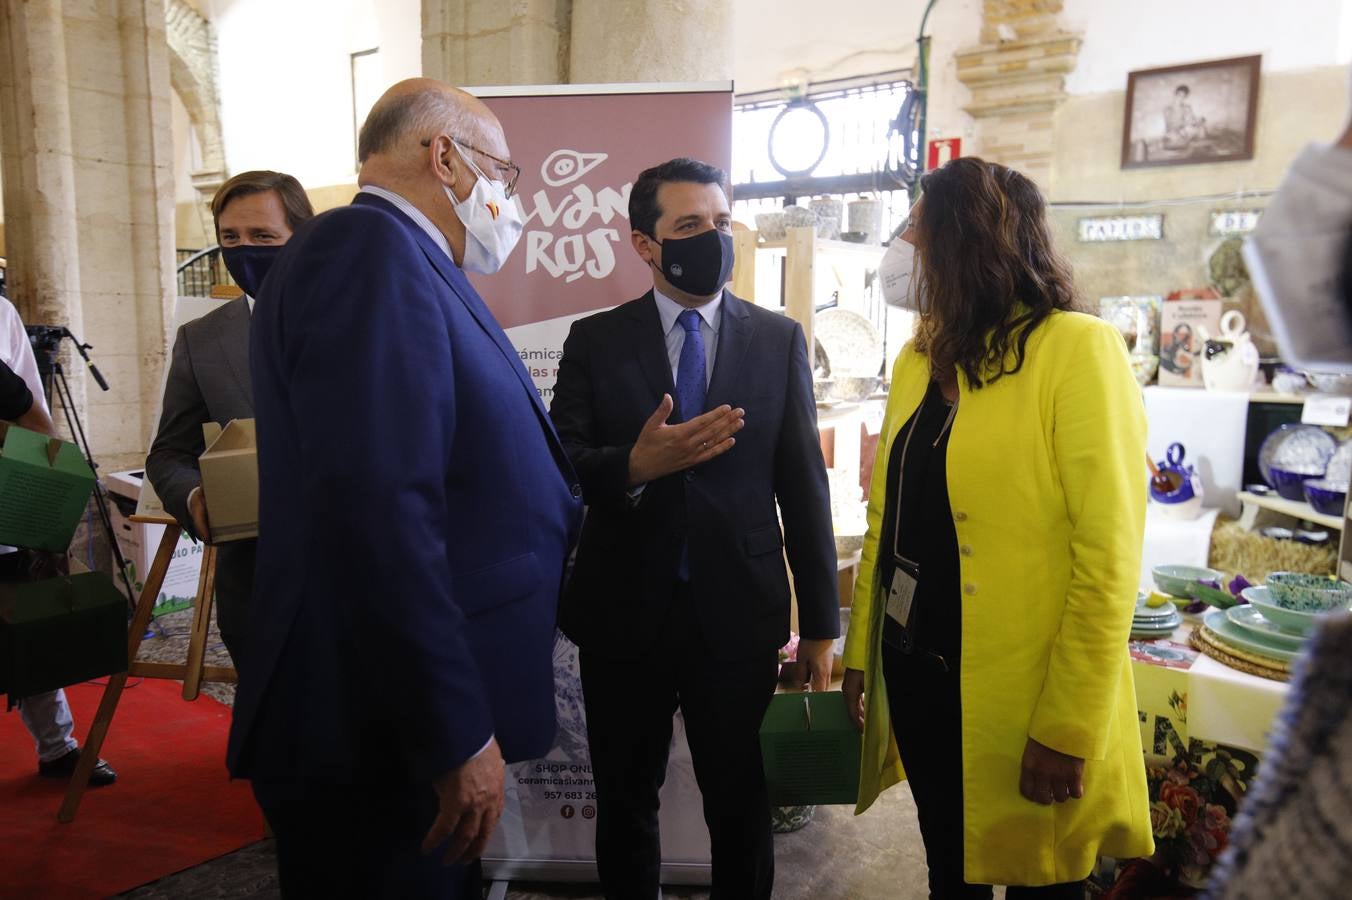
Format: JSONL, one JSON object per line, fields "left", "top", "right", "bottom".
{"left": 886, "top": 566, "right": 918, "bottom": 628}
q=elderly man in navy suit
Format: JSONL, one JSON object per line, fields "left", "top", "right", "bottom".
{"left": 231, "top": 78, "right": 582, "bottom": 898}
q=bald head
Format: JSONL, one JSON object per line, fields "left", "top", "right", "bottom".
{"left": 357, "top": 78, "right": 502, "bottom": 165}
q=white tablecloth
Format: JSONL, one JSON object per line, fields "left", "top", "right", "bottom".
{"left": 1186, "top": 652, "right": 1290, "bottom": 752}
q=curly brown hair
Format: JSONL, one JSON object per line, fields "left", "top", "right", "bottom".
{"left": 911, "top": 157, "right": 1081, "bottom": 388}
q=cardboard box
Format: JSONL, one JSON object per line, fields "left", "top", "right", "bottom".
{"left": 759, "top": 690, "right": 861, "bottom": 806}
{"left": 198, "top": 419, "right": 258, "bottom": 542}
{"left": 106, "top": 470, "right": 204, "bottom": 618}
{"left": 1159, "top": 297, "right": 1222, "bottom": 388}
{"left": 0, "top": 572, "right": 128, "bottom": 699}
{"left": 0, "top": 423, "right": 96, "bottom": 552}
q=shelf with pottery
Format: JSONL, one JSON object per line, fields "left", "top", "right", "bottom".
{"left": 730, "top": 225, "right": 887, "bottom": 362}
{"left": 1235, "top": 490, "right": 1343, "bottom": 532}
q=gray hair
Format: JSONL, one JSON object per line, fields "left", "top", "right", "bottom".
{"left": 357, "top": 88, "right": 483, "bottom": 164}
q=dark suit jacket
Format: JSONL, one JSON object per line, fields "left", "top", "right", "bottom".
{"left": 144, "top": 296, "right": 256, "bottom": 650}
{"left": 228, "top": 192, "right": 582, "bottom": 786}
{"left": 549, "top": 291, "right": 838, "bottom": 663}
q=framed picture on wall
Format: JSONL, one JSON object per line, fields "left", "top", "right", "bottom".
{"left": 1121, "top": 55, "right": 1261, "bottom": 169}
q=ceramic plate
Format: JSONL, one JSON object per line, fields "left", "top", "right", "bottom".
{"left": 1202, "top": 608, "right": 1300, "bottom": 663}
{"left": 1134, "top": 605, "right": 1183, "bottom": 625}
{"left": 1225, "top": 605, "right": 1305, "bottom": 649}
{"left": 815, "top": 308, "right": 883, "bottom": 377}
{"left": 1134, "top": 596, "right": 1178, "bottom": 620}
{"left": 1259, "top": 423, "right": 1338, "bottom": 484}
{"left": 1325, "top": 439, "right": 1352, "bottom": 487}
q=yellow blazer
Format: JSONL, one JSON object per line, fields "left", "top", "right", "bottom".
{"left": 843, "top": 311, "right": 1154, "bottom": 886}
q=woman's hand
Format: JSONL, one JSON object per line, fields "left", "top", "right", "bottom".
{"left": 842, "top": 668, "right": 866, "bottom": 732}
{"left": 1019, "top": 738, "right": 1085, "bottom": 805}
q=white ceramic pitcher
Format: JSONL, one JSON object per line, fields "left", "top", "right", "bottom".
{"left": 1199, "top": 310, "right": 1260, "bottom": 392}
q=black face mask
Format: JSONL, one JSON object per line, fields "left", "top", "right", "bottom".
{"left": 652, "top": 228, "right": 735, "bottom": 297}
{"left": 221, "top": 244, "right": 283, "bottom": 298}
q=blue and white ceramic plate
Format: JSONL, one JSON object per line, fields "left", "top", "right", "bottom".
{"left": 1259, "top": 424, "right": 1338, "bottom": 485}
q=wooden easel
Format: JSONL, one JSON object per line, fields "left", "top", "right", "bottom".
{"left": 58, "top": 514, "right": 236, "bottom": 822}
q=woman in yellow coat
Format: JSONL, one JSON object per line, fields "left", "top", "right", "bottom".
{"left": 842, "top": 158, "right": 1154, "bottom": 896}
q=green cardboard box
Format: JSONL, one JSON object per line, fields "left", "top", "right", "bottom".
{"left": 759, "top": 690, "right": 862, "bottom": 807}
{"left": 0, "top": 571, "right": 127, "bottom": 700}
{"left": 0, "top": 423, "right": 95, "bottom": 552}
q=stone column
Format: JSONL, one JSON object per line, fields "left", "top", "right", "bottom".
{"left": 568, "top": 0, "right": 732, "bottom": 84}
{"left": 422, "top": 0, "right": 569, "bottom": 87}
{"left": 954, "top": 0, "right": 1081, "bottom": 187}
{"left": 0, "top": 0, "right": 178, "bottom": 468}
{"left": 167, "top": 0, "right": 227, "bottom": 205}
{"left": 0, "top": 0, "right": 89, "bottom": 418}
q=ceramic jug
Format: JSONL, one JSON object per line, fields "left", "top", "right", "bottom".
{"left": 1150, "top": 442, "right": 1205, "bottom": 520}
{"left": 1199, "top": 310, "right": 1260, "bottom": 392}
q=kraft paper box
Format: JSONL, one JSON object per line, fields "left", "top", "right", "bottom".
{"left": 760, "top": 690, "right": 861, "bottom": 806}
{"left": 0, "top": 572, "right": 128, "bottom": 700}
{"left": 198, "top": 419, "right": 258, "bottom": 542}
{"left": 0, "top": 423, "right": 96, "bottom": 552}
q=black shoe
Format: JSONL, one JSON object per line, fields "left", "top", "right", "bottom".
{"left": 37, "top": 748, "right": 117, "bottom": 787}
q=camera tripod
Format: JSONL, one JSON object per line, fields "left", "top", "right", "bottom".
{"left": 26, "top": 325, "right": 138, "bottom": 609}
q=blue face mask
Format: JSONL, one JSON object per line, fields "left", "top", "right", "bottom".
{"left": 221, "top": 244, "right": 283, "bottom": 298}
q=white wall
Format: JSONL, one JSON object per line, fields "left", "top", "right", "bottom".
{"left": 731, "top": 0, "right": 984, "bottom": 143}
{"left": 201, "top": 0, "right": 420, "bottom": 190}
{"left": 1063, "top": 0, "right": 1352, "bottom": 95}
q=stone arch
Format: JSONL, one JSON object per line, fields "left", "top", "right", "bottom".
{"left": 166, "top": 0, "right": 226, "bottom": 202}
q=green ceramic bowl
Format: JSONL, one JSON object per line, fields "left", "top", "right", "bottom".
{"left": 1243, "top": 586, "right": 1319, "bottom": 635}
{"left": 1152, "top": 564, "right": 1225, "bottom": 599}
{"left": 1265, "top": 572, "right": 1352, "bottom": 612}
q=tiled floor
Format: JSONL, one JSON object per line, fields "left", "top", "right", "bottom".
{"left": 116, "top": 608, "right": 952, "bottom": 899}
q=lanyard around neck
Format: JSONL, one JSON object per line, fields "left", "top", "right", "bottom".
{"left": 891, "top": 384, "right": 958, "bottom": 566}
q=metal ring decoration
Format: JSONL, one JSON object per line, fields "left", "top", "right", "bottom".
{"left": 767, "top": 99, "right": 830, "bottom": 179}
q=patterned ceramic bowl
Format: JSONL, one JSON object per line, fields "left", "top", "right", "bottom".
{"left": 1265, "top": 572, "right": 1352, "bottom": 612}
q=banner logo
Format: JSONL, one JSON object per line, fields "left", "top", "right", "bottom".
{"left": 541, "top": 149, "right": 608, "bottom": 187}
{"left": 520, "top": 149, "right": 632, "bottom": 284}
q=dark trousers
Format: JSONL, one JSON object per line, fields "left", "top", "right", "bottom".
{"left": 579, "top": 584, "right": 779, "bottom": 900}
{"left": 883, "top": 647, "right": 1084, "bottom": 900}
{"left": 251, "top": 778, "right": 482, "bottom": 899}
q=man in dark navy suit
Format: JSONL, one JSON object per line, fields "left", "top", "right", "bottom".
{"left": 231, "top": 78, "right": 582, "bottom": 898}
{"left": 549, "top": 158, "right": 839, "bottom": 900}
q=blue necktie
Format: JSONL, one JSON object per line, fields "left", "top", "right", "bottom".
{"left": 675, "top": 309, "right": 706, "bottom": 581}
{"left": 675, "top": 309, "right": 706, "bottom": 423}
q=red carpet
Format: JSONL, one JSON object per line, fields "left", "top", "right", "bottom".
{"left": 1, "top": 679, "right": 265, "bottom": 899}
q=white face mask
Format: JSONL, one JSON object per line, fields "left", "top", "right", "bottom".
{"left": 444, "top": 144, "right": 524, "bottom": 275}
{"left": 879, "top": 237, "right": 918, "bottom": 310}
{"left": 1243, "top": 143, "right": 1352, "bottom": 373}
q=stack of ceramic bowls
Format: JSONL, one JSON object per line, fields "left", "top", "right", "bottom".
{"left": 1208, "top": 572, "right": 1352, "bottom": 666}
{"left": 1132, "top": 590, "right": 1183, "bottom": 639}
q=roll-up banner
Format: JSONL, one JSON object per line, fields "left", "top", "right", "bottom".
{"left": 470, "top": 82, "right": 733, "bottom": 886}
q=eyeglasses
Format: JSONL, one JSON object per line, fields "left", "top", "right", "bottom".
{"left": 422, "top": 137, "right": 521, "bottom": 199}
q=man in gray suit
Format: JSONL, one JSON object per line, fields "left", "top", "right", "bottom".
{"left": 146, "top": 170, "right": 313, "bottom": 668}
